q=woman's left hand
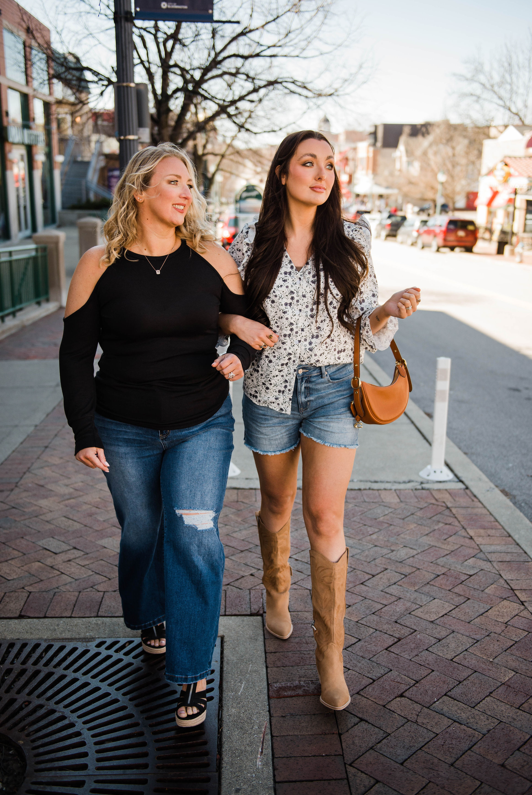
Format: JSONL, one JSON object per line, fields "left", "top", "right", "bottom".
{"left": 383, "top": 287, "right": 421, "bottom": 319}
{"left": 212, "top": 353, "right": 244, "bottom": 381}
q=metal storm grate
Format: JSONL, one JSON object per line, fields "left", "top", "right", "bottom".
{"left": 0, "top": 637, "right": 221, "bottom": 795}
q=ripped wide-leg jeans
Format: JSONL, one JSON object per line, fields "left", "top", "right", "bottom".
{"left": 94, "top": 396, "right": 233, "bottom": 684}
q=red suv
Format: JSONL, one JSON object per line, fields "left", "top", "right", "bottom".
{"left": 417, "top": 216, "right": 478, "bottom": 252}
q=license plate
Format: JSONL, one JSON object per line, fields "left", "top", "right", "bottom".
{"left": 457, "top": 230, "right": 466, "bottom": 237}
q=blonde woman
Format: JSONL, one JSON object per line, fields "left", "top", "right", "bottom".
{"left": 59, "top": 143, "right": 254, "bottom": 727}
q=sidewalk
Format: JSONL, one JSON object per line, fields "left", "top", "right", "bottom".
{"left": 2, "top": 310, "right": 532, "bottom": 794}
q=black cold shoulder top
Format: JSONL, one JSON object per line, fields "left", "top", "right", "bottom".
{"left": 59, "top": 241, "right": 254, "bottom": 454}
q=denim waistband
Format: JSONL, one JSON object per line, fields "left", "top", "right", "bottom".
{"left": 295, "top": 363, "right": 351, "bottom": 378}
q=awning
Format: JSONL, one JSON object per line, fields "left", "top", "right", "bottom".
{"left": 486, "top": 187, "right": 515, "bottom": 209}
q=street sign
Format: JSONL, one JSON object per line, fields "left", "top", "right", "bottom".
{"left": 135, "top": 0, "right": 213, "bottom": 22}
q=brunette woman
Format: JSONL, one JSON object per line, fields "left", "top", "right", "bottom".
{"left": 221, "top": 131, "right": 421, "bottom": 711}
{"left": 59, "top": 143, "right": 254, "bottom": 727}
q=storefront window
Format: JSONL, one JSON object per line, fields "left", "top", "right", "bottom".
{"left": 0, "top": 95, "right": 8, "bottom": 240}
{"left": 3, "top": 29, "right": 27, "bottom": 85}
{"left": 32, "top": 48, "right": 50, "bottom": 94}
{"left": 7, "top": 88, "right": 23, "bottom": 126}
{"left": 34, "top": 98, "right": 55, "bottom": 227}
{"left": 525, "top": 200, "right": 532, "bottom": 234}
{"left": 33, "top": 97, "right": 45, "bottom": 130}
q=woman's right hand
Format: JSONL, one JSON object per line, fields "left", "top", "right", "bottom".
{"left": 75, "top": 447, "right": 110, "bottom": 473}
{"left": 231, "top": 316, "right": 279, "bottom": 350}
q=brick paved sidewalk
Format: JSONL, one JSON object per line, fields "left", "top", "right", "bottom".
{"left": 2, "top": 403, "right": 532, "bottom": 794}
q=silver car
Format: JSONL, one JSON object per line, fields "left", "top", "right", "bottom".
{"left": 397, "top": 217, "right": 428, "bottom": 246}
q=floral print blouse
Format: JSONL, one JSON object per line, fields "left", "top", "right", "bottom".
{"left": 228, "top": 216, "right": 398, "bottom": 414}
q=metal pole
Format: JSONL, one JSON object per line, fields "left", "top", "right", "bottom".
{"left": 508, "top": 188, "right": 517, "bottom": 248}
{"left": 436, "top": 182, "right": 443, "bottom": 215}
{"left": 420, "top": 357, "right": 454, "bottom": 482}
{"left": 114, "top": 0, "right": 139, "bottom": 172}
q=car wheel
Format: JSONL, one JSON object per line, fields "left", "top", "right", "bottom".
{"left": 464, "top": 247, "right": 473, "bottom": 253}
{"left": 449, "top": 247, "right": 455, "bottom": 251}
{"left": 416, "top": 237, "right": 424, "bottom": 250}
{"left": 431, "top": 239, "right": 440, "bottom": 252}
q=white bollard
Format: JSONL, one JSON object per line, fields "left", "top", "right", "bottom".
{"left": 419, "top": 357, "right": 454, "bottom": 482}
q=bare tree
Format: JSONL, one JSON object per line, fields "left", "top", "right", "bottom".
{"left": 25, "top": 0, "right": 369, "bottom": 189}
{"left": 454, "top": 30, "right": 532, "bottom": 126}
{"left": 397, "top": 121, "right": 487, "bottom": 210}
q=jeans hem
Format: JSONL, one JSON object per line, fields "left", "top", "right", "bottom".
{"left": 244, "top": 439, "right": 300, "bottom": 456}
{"left": 166, "top": 668, "right": 213, "bottom": 685}
{"left": 123, "top": 614, "right": 166, "bottom": 631}
{"left": 300, "top": 430, "right": 359, "bottom": 450}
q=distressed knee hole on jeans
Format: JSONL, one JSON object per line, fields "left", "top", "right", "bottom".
{"left": 175, "top": 509, "right": 216, "bottom": 531}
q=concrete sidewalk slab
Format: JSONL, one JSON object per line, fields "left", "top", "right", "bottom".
{"left": 0, "top": 615, "right": 273, "bottom": 795}
{"left": 0, "top": 360, "right": 62, "bottom": 465}
{"left": 229, "top": 371, "right": 463, "bottom": 491}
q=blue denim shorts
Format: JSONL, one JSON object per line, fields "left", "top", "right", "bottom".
{"left": 243, "top": 363, "right": 359, "bottom": 455}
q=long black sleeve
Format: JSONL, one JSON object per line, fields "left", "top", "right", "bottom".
{"left": 220, "top": 282, "right": 256, "bottom": 371}
{"left": 59, "top": 290, "right": 103, "bottom": 454}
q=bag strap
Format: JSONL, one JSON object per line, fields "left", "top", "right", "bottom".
{"left": 352, "top": 316, "right": 412, "bottom": 393}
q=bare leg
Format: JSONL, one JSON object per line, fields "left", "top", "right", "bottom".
{"left": 253, "top": 446, "right": 300, "bottom": 533}
{"left": 300, "top": 436, "right": 356, "bottom": 560}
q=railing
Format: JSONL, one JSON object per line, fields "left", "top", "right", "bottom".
{"left": 61, "top": 136, "right": 78, "bottom": 186}
{"left": 86, "top": 179, "right": 114, "bottom": 201}
{"left": 0, "top": 245, "right": 49, "bottom": 321}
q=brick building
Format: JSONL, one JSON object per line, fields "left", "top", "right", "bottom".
{"left": 0, "top": 0, "right": 59, "bottom": 243}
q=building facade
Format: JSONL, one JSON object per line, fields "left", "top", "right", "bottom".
{"left": 0, "top": 0, "right": 59, "bottom": 243}
{"left": 476, "top": 126, "right": 532, "bottom": 245}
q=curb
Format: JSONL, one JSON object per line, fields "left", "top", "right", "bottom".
{"left": 0, "top": 301, "right": 60, "bottom": 341}
{"left": 364, "top": 356, "right": 532, "bottom": 559}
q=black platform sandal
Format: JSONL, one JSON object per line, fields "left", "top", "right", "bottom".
{"left": 175, "top": 682, "right": 207, "bottom": 728}
{"left": 141, "top": 624, "right": 166, "bottom": 654}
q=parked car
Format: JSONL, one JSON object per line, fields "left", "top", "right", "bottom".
{"left": 218, "top": 211, "right": 257, "bottom": 249}
{"left": 343, "top": 206, "right": 370, "bottom": 222}
{"left": 374, "top": 213, "right": 407, "bottom": 240}
{"left": 417, "top": 216, "right": 478, "bottom": 252}
{"left": 397, "top": 217, "right": 428, "bottom": 246}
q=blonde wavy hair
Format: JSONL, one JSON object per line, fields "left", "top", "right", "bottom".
{"left": 103, "top": 143, "right": 214, "bottom": 265}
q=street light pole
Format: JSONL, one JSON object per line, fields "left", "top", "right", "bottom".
{"left": 114, "top": 0, "right": 138, "bottom": 172}
{"left": 436, "top": 170, "right": 446, "bottom": 215}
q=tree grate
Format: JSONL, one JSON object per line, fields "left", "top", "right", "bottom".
{"left": 0, "top": 637, "right": 221, "bottom": 795}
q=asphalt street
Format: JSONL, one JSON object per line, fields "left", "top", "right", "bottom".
{"left": 370, "top": 238, "right": 532, "bottom": 522}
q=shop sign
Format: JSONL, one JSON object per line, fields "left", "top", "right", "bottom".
{"left": 5, "top": 125, "right": 46, "bottom": 146}
{"left": 236, "top": 185, "right": 262, "bottom": 213}
{"left": 135, "top": 0, "right": 213, "bottom": 22}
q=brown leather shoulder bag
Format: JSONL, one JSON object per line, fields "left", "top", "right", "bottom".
{"left": 350, "top": 317, "right": 412, "bottom": 427}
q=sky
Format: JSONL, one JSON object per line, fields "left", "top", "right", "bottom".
{"left": 320, "top": 0, "right": 531, "bottom": 131}
{"left": 19, "top": 0, "right": 532, "bottom": 133}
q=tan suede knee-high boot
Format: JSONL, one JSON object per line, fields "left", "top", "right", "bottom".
{"left": 310, "top": 548, "right": 350, "bottom": 710}
{"left": 256, "top": 512, "right": 293, "bottom": 640}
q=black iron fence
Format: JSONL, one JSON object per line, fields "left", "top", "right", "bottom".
{"left": 0, "top": 244, "right": 49, "bottom": 322}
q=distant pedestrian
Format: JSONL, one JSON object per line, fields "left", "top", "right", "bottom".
{"left": 59, "top": 143, "right": 254, "bottom": 727}
{"left": 220, "top": 130, "right": 421, "bottom": 711}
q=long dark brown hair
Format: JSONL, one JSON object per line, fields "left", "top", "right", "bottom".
{"left": 243, "top": 130, "right": 369, "bottom": 334}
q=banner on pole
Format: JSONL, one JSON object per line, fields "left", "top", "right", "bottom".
{"left": 135, "top": 0, "right": 213, "bottom": 22}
